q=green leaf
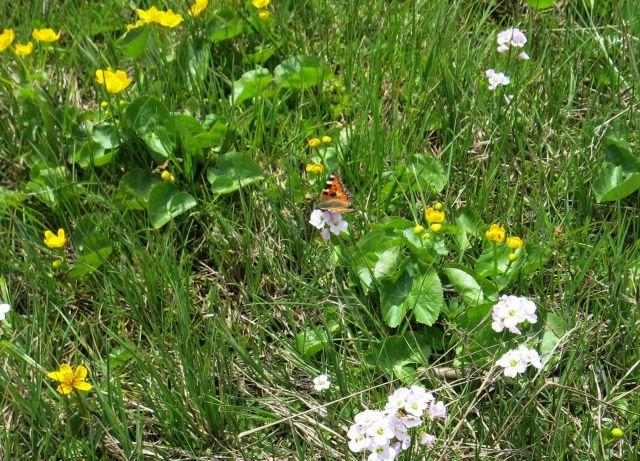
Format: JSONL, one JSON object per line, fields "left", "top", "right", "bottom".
{"left": 540, "top": 313, "right": 567, "bottom": 357}
{"left": 206, "top": 151, "right": 265, "bottom": 194}
{"left": 363, "top": 331, "right": 432, "bottom": 370}
{"left": 206, "top": 10, "right": 244, "bottom": 42}
{"left": 230, "top": 68, "right": 274, "bottom": 105}
{"left": 407, "top": 154, "right": 448, "bottom": 193}
{"left": 295, "top": 321, "right": 341, "bottom": 357}
{"left": 525, "top": 0, "right": 557, "bottom": 9}
{"left": 148, "top": 182, "right": 197, "bottom": 229}
{"left": 124, "top": 96, "right": 176, "bottom": 162}
{"left": 442, "top": 264, "right": 496, "bottom": 307}
{"left": 409, "top": 270, "right": 444, "bottom": 326}
{"left": 116, "top": 25, "right": 150, "bottom": 58}
{"left": 274, "top": 55, "right": 332, "bottom": 89}
{"left": 602, "top": 135, "right": 640, "bottom": 173}
{"left": 68, "top": 233, "right": 113, "bottom": 280}
{"left": 354, "top": 230, "right": 401, "bottom": 291}
{"left": 73, "top": 123, "right": 123, "bottom": 168}
{"left": 243, "top": 45, "right": 277, "bottom": 65}
{"left": 475, "top": 245, "right": 512, "bottom": 277}
{"left": 592, "top": 163, "right": 640, "bottom": 202}
{"left": 381, "top": 270, "right": 413, "bottom": 327}
{"left": 107, "top": 342, "right": 137, "bottom": 370}
{"left": 115, "top": 169, "right": 161, "bottom": 210}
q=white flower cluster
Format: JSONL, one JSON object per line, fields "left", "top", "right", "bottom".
{"left": 347, "top": 385, "right": 446, "bottom": 460}
{"left": 497, "top": 345, "right": 542, "bottom": 377}
{"left": 491, "top": 295, "right": 544, "bottom": 377}
{"left": 486, "top": 27, "right": 529, "bottom": 91}
{"left": 309, "top": 209, "right": 348, "bottom": 240}
{"left": 496, "top": 27, "right": 530, "bottom": 60}
{"left": 491, "top": 294, "right": 537, "bottom": 335}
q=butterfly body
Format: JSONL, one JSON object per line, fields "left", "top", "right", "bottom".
{"left": 317, "top": 172, "right": 353, "bottom": 213}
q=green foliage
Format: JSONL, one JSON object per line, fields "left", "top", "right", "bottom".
{"left": 207, "top": 151, "right": 265, "bottom": 194}
{"left": 593, "top": 135, "right": 640, "bottom": 202}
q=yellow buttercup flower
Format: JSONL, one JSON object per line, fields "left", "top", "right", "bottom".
{"left": 305, "top": 162, "right": 324, "bottom": 175}
{"left": 0, "top": 29, "right": 15, "bottom": 52}
{"left": 15, "top": 41, "right": 34, "bottom": 56}
{"left": 52, "top": 259, "right": 63, "bottom": 269}
{"left": 506, "top": 236, "right": 523, "bottom": 250}
{"left": 160, "top": 171, "right": 176, "bottom": 183}
{"left": 307, "top": 138, "right": 321, "bottom": 148}
{"left": 137, "top": 6, "right": 163, "bottom": 23}
{"left": 321, "top": 135, "right": 332, "bottom": 143}
{"left": 44, "top": 228, "right": 66, "bottom": 249}
{"left": 252, "top": 0, "right": 271, "bottom": 8}
{"left": 189, "top": 0, "right": 208, "bottom": 16}
{"left": 47, "top": 364, "right": 93, "bottom": 394}
{"left": 425, "top": 207, "right": 445, "bottom": 225}
{"left": 157, "top": 9, "right": 183, "bottom": 28}
{"left": 95, "top": 68, "right": 132, "bottom": 94}
{"left": 485, "top": 223, "right": 506, "bottom": 243}
{"left": 430, "top": 223, "right": 442, "bottom": 233}
{"left": 508, "top": 253, "right": 518, "bottom": 262}
{"left": 434, "top": 202, "right": 443, "bottom": 211}
{"left": 258, "top": 10, "right": 270, "bottom": 20}
{"left": 413, "top": 224, "right": 425, "bottom": 235}
{"left": 32, "top": 28, "right": 61, "bottom": 43}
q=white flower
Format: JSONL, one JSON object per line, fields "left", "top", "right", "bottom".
{"left": 385, "top": 387, "right": 410, "bottom": 412}
{"left": 409, "top": 385, "right": 434, "bottom": 401}
{"left": 355, "top": 409, "right": 384, "bottom": 428}
{"left": 313, "top": 374, "right": 331, "bottom": 391}
{"left": 400, "top": 436, "right": 411, "bottom": 451}
{"left": 497, "top": 28, "right": 527, "bottom": 48}
{"left": 309, "top": 209, "right": 327, "bottom": 229}
{"left": 366, "top": 417, "right": 395, "bottom": 447}
{"left": 404, "top": 394, "right": 429, "bottom": 417}
{"left": 497, "top": 43, "right": 510, "bottom": 53}
{"left": 368, "top": 445, "right": 397, "bottom": 461}
{"left": 517, "top": 51, "right": 530, "bottom": 61}
{"left": 309, "top": 209, "right": 348, "bottom": 240}
{"left": 491, "top": 296, "right": 524, "bottom": 334}
{"left": 519, "top": 297, "right": 538, "bottom": 324}
{"left": 518, "top": 345, "right": 543, "bottom": 369}
{"left": 348, "top": 424, "right": 371, "bottom": 453}
{"left": 485, "top": 69, "right": 510, "bottom": 90}
{"left": 418, "top": 431, "right": 436, "bottom": 446}
{"left": 400, "top": 414, "right": 422, "bottom": 428}
{"left": 428, "top": 401, "right": 447, "bottom": 420}
{"left": 497, "top": 348, "right": 528, "bottom": 377}
{"left": 0, "top": 303, "right": 10, "bottom": 321}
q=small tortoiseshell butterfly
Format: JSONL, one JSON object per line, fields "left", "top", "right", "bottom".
{"left": 317, "top": 172, "right": 353, "bottom": 213}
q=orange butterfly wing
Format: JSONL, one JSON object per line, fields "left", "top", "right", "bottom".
{"left": 317, "top": 172, "right": 353, "bottom": 213}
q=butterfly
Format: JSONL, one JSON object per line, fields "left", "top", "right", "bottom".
{"left": 317, "top": 172, "right": 353, "bottom": 213}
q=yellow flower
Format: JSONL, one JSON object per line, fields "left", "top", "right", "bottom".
{"left": 160, "top": 171, "right": 176, "bottom": 183}
{"left": 189, "top": 0, "right": 208, "bottom": 16}
{"left": 0, "top": 29, "right": 15, "bottom": 52}
{"left": 44, "top": 228, "right": 66, "bottom": 249}
{"left": 305, "top": 162, "right": 324, "bottom": 175}
{"left": 52, "top": 259, "right": 63, "bottom": 269}
{"left": 425, "top": 207, "right": 445, "bottom": 225}
{"left": 157, "top": 9, "right": 183, "bottom": 28}
{"left": 100, "top": 101, "right": 109, "bottom": 108}
{"left": 252, "top": 0, "right": 271, "bottom": 8}
{"left": 430, "top": 223, "right": 442, "bottom": 233}
{"left": 32, "top": 28, "right": 61, "bottom": 43}
{"left": 508, "top": 253, "right": 518, "bottom": 262}
{"left": 434, "top": 202, "right": 443, "bottom": 211}
{"left": 321, "top": 135, "right": 332, "bottom": 143}
{"left": 485, "top": 223, "right": 506, "bottom": 243}
{"left": 95, "top": 68, "right": 132, "bottom": 94}
{"left": 506, "top": 236, "right": 523, "bottom": 250}
{"left": 136, "top": 6, "right": 163, "bottom": 23}
{"left": 47, "top": 364, "right": 93, "bottom": 394}
{"left": 307, "top": 138, "right": 321, "bottom": 148}
{"left": 611, "top": 428, "right": 624, "bottom": 439}
{"left": 258, "top": 10, "right": 270, "bottom": 20}
{"left": 422, "top": 232, "right": 431, "bottom": 240}
{"left": 14, "top": 41, "right": 34, "bottom": 56}
{"left": 413, "top": 224, "right": 425, "bottom": 235}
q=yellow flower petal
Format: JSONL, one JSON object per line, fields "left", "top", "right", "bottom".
{"left": 47, "top": 371, "right": 65, "bottom": 381}
{"left": 32, "top": 28, "right": 61, "bottom": 43}
{"left": 15, "top": 41, "right": 34, "bottom": 56}
{"left": 57, "top": 383, "right": 75, "bottom": 394}
{"left": 0, "top": 29, "right": 16, "bottom": 52}
{"left": 73, "top": 365, "right": 88, "bottom": 381}
{"left": 73, "top": 381, "right": 93, "bottom": 392}
{"left": 252, "top": 0, "right": 270, "bottom": 8}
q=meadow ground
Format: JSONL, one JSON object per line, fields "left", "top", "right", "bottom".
{"left": 1, "top": 0, "right": 639, "bottom": 459}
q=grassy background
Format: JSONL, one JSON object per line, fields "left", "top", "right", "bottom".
{"left": 1, "top": 0, "right": 639, "bottom": 459}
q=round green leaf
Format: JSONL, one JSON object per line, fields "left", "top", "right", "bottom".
{"left": 206, "top": 151, "right": 265, "bottom": 194}
{"left": 124, "top": 96, "right": 176, "bottom": 162}
{"left": 230, "top": 68, "right": 274, "bottom": 105}
{"left": 525, "top": 0, "right": 557, "bottom": 9}
{"left": 148, "top": 182, "right": 197, "bottom": 229}
{"left": 274, "top": 56, "right": 333, "bottom": 89}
